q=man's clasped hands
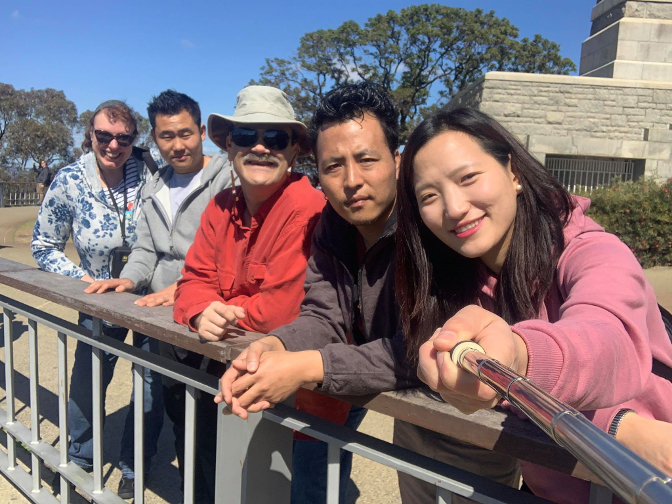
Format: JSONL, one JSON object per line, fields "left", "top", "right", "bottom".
{"left": 215, "top": 335, "right": 323, "bottom": 420}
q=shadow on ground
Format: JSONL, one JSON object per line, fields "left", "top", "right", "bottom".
{"left": 0, "top": 319, "right": 28, "bottom": 348}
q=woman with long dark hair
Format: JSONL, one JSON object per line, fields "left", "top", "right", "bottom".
{"left": 396, "top": 107, "right": 672, "bottom": 502}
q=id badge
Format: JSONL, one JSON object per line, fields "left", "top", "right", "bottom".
{"left": 125, "top": 202, "right": 134, "bottom": 221}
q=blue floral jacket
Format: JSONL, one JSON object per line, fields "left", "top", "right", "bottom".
{"left": 31, "top": 150, "right": 164, "bottom": 280}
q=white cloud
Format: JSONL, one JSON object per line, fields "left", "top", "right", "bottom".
{"left": 11, "top": 10, "right": 19, "bottom": 19}
{"left": 181, "top": 39, "right": 195, "bottom": 49}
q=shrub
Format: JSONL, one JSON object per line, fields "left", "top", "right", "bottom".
{"left": 575, "top": 178, "right": 672, "bottom": 268}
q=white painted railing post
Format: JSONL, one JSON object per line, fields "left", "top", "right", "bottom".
{"left": 213, "top": 398, "right": 293, "bottom": 503}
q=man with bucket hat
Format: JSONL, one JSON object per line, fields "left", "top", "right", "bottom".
{"left": 171, "top": 86, "right": 326, "bottom": 501}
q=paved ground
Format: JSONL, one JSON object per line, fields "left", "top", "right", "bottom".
{"left": 1, "top": 206, "right": 671, "bottom": 504}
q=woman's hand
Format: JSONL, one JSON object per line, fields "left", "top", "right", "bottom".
{"left": 417, "top": 305, "right": 529, "bottom": 414}
{"left": 616, "top": 413, "right": 672, "bottom": 476}
{"left": 84, "top": 278, "right": 135, "bottom": 293}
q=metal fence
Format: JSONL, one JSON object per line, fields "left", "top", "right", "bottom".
{"left": 0, "top": 258, "right": 666, "bottom": 504}
{"left": 546, "top": 156, "right": 635, "bottom": 192}
{"left": 0, "top": 183, "right": 40, "bottom": 207}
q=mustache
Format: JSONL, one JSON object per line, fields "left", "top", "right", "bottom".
{"left": 243, "top": 153, "right": 279, "bottom": 166}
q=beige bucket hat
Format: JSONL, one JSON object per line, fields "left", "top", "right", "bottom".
{"left": 208, "top": 86, "right": 311, "bottom": 155}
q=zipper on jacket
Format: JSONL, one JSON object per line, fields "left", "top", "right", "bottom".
{"left": 355, "top": 266, "right": 368, "bottom": 343}
{"left": 151, "top": 177, "right": 210, "bottom": 257}
{"left": 352, "top": 233, "right": 393, "bottom": 345}
{"left": 320, "top": 208, "right": 395, "bottom": 347}
{"left": 169, "top": 180, "right": 211, "bottom": 253}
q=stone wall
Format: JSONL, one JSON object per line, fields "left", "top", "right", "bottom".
{"left": 590, "top": 0, "right": 672, "bottom": 36}
{"left": 447, "top": 72, "right": 672, "bottom": 178}
{"left": 580, "top": 0, "right": 672, "bottom": 81}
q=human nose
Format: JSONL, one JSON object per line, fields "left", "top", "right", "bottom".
{"left": 172, "top": 137, "right": 185, "bottom": 152}
{"left": 107, "top": 138, "right": 120, "bottom": 150}
{"left": 443, "top": 188, "right": 469, "bottom": 220}
{"left": 343, "top": 162, "right": 363, "bottom": 189}
{"left": 250, "top": 135, "right": 270, "bottom": 153}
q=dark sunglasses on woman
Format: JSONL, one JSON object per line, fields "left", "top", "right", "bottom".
{"left": 230, "top": 127, "right": 293, "bottom": 150}
{"left": 94, "top": 130, "right": 136, "bottom": 147}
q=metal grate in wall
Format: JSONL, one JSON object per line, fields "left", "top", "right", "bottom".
{"left": 545, "top": 155, "right": 636, "bottom": 192}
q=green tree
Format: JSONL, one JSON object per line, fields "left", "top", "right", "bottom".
{"left": 134, "top": 112, "right": 153, "bottom": 148}
{"left": 0, "top": 83, "right": 29, "bottom": 147}
{"left": 1, "top": 86, "right": 77, "bottom": 169}
{"left": 252, "top": 5, "right": 575, "bottom": 140}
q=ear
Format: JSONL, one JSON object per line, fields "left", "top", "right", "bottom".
{"left": 394, "top": 149, "right": 401, "bottom": 181}
{"left": 199, "top": 124, "right": 206, "bottom": 142}
{"left": 507, "top": 158, "right": 521, "bottom": 193}
{"left": 150, "top": 129, "right": 156, "bottom": 143}
{"left": 288, "top": 141, "right": 300, "bottom": 169}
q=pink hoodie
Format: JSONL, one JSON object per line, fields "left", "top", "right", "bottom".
{"left": 481, "top": 196, "right": 672, "bottom": 503}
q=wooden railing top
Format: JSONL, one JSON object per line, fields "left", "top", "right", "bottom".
{"left": 0, "top": 257, "right": 598, "bottom": 483}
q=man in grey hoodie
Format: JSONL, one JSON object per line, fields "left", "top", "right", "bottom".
{"left": 86, "top": 89, "right": 232, "bottom": 501}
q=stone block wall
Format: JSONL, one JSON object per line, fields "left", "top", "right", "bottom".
{"left": 580, "top": 1, "right": 672, "bottom": 82}
{"left": 447, "top": 72, "right": 672, "bottom": 179}
{"left": 590, "top": 0, "right": 672, "bottom": 36}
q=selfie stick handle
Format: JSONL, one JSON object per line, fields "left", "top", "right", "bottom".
{"left": 446, "top": 340, "right": 672, "bottom": 504}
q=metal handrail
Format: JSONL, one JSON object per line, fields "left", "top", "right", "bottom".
{"left": 449, "top": 341, "right": 672, "bottom": 504}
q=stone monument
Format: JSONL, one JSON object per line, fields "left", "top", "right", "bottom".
{"left": 581, "top": 0, "right": 672, "bottom": 81}
{"left": 447, "top": 0, "right": 672, "bottom": 187}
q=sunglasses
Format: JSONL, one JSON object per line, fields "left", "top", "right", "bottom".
{"left": 94, "top": 130, "right": 135, "bottom": 147}
{"left": 230, "top": 127, "right": 292, "bottom": 150}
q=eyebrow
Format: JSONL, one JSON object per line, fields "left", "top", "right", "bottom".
{"left": 414, "top": 163, "right": 474, "bottom": 192}
{"left": 322, "top": 148, "right": 380, "bottom": 164}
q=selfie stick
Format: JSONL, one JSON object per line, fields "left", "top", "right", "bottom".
{"left": 448, "top": 341, "right": 672, "bottom": 504}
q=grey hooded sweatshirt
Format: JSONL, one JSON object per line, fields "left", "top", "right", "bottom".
{"left": 120, "top": 153, "right": 232, "bottom": 293}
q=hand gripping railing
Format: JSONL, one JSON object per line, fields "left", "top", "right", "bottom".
{"left": 449, "top": 341, "right": 672, "bottom": 504}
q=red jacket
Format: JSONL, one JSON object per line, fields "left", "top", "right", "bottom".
{"left": 173, "top": 173, "right": 326, "bottom": 333}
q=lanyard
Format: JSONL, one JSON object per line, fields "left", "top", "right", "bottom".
{"left": 100, "top": 164, "right": 128, "bottom": 246}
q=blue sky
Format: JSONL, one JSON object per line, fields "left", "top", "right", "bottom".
{"left": 1, "top": 0, "right": 594, "bottom": 154}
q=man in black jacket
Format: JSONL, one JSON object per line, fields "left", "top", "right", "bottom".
{"left": 218, "top": 82, "right": 410, "bottom": 405}
{"left": 36, "top": 160, "right": 51, "bottom": 204}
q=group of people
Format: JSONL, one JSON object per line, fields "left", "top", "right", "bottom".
{"left": 30, "top": 81, "right": 671, "bottom": 504}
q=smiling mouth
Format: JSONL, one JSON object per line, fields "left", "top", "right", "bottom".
{"left": 453, "top": 217, "right": 484, "bottom": 234}
{"left": 105, "top": 152, "right": 121, "bottom": 159}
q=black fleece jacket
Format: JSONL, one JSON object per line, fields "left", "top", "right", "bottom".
{"left": 273, "top": 202, "right": 420, "bottom": 395}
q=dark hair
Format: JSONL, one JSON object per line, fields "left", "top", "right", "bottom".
{"left": 147, "top": 89, "right": 201, "bottom": 129}
{"left": 396, "top": 107, "right": 574, "bottom": 363}
{"left": 82, "top": 101, "right": 138, "bottom": 152}
{"left": 309, "top": 81, "right": 400, "bottom": 155}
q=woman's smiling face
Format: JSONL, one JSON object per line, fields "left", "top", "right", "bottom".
{"left": 412, "top": 130, "right": 520, "bottom": 273}
{"left": 91, "top": 111, "right": 134, "bottom": 171}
